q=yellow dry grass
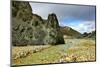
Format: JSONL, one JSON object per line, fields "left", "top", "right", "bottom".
{"left": 12, "top": 39, "right": 96, "bottom": 65}
{"left": 65, "top": 39, "right": 96, "bottom": 62}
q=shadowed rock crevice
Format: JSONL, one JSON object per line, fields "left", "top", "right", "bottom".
{"left": 12, "top": 1, "right": 65, "bottom": 46}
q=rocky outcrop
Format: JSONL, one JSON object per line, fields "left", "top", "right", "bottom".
{"left": 87, "top": 31, "right": 96, "bottom": 38}
{"left": 82, "top": 31, "right": 96, "bottom": 38}
{"left": 12, "top": 1, "right": 65, "bottom": 46}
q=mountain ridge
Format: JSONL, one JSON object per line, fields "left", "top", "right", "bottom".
{"left": 60, "top": 26, "right": 82, "bottom": 38}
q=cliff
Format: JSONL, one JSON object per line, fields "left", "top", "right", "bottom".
{"left": 12, "top": 1, "right": 65, "bottom": 46}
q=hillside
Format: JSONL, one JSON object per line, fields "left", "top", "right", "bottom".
{"left": 88, "top": 31, "right": 96, "bottom": 38}
{"left": 83, "top": 31, "right": 96, "bottom": 38}
{"left": 60, "top": 26, "right": 82, "bottom": 38}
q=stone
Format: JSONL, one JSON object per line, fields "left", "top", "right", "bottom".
{"left": 12, "top": 1, "right": 65, "bottom": 46}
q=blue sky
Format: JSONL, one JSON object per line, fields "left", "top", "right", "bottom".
{"left": 29, "top": 2, "right": 96, "bottom": 34}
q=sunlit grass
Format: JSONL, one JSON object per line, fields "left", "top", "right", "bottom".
{"left": 12, "top": 39, "right": 96, "bottom": 65}
{"left": 66, "top": 39, "right": 95, "bottom": 62}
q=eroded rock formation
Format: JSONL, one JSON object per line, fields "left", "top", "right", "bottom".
{"left": 12, "top": 1, "right": 65, "bottom": 46}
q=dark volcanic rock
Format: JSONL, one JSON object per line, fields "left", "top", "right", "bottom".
{"left": 12, "top": 1, "right": 65, "bottom": 46}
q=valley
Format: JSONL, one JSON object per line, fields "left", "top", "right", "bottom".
{"left": 12, "top": 38, "right": 96, "bottom": 65}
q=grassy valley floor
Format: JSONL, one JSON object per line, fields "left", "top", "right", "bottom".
{"left": 12, "top": 38, "right": 96, "bottom": 65}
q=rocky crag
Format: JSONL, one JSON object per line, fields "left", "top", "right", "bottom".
{"left": 12, "top": 1, "right": 65, "bottom": 46}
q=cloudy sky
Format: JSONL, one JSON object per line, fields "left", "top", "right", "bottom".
{"left": 29, "top": 2, "right": 96, "bottom": 34}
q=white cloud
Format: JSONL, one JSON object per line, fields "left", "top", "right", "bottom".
{"left": 29, "top": 2, "right": 95, "bottom": 20}
{"left": 69, "top": 21, "right": 95, "bottom": 34}
{"left": 29, "top": 2, "right": 96, "bottom": 34}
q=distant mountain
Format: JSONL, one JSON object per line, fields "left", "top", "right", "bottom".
{"left": 83, "top": 30, "right": 96, "bottom": 38}
{"left": 60, "top": 26, "right": 82, "bottom": 38}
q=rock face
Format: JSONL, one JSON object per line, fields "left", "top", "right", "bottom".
{"left": 12, "top": 1, "right": 65, "bottom": 46}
